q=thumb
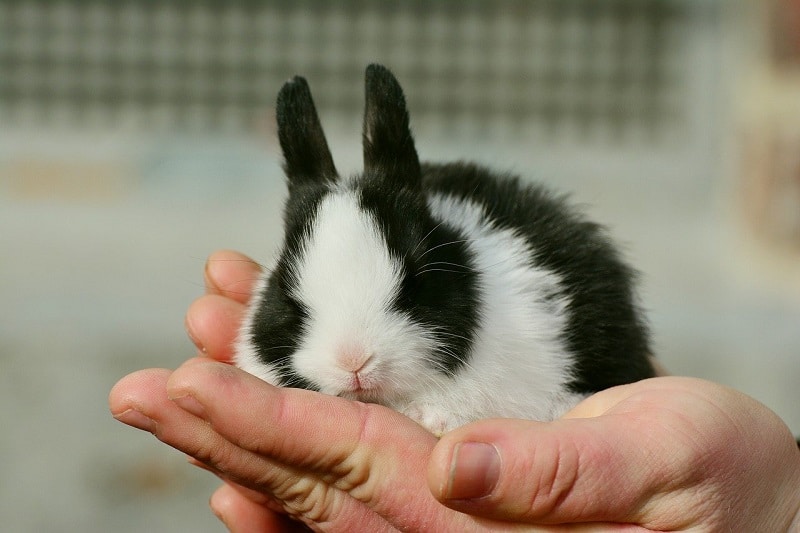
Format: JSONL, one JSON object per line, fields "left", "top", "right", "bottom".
{"left": 427, "top": 415, "right": 673, "bottom": 526}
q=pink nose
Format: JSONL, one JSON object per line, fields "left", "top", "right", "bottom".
{"left": 336, "top": 343, "right": 372, "bottom": 373}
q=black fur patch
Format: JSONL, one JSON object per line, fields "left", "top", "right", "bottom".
{"left": 421, "top": 162, "right": 654, "bottom": 392}
{"left": 358, "top": 181, "right": 481, "bottom": 375}
{"left": 248, "top": 263, "right": 316, "bottom": 390}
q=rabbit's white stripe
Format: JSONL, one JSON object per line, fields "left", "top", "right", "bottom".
{"left": 415, "top": 193, "right": 586, "bottom": 425}
{"left": 291, "top": 191, "right": 402, "bottom": 311}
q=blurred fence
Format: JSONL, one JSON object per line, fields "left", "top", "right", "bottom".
{"left": 1, "top": 0, "right": 696, "bottom": 143}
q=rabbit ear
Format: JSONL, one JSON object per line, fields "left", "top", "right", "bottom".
{"left": 362, "top": 64, "right": 421, "bottom": 189}
{"left": 277, "top": 76, "right": 338, "bottom": 189}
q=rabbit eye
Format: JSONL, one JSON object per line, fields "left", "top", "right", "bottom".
{"left": 285, "top": 293, "right": 309, "bottom": 319}
{"left": 395, "top": 269, "right": 419, "bottom": 309}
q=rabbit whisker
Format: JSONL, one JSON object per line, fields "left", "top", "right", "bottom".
{"left": 260, "top": 345, "right": 296, "bottom": 352}
{"left": 416, "top": 261, "right": 476, "bottom": 273}
{"left": 411, "top": 221, "right": 446, "bottom": 255}
{"left": 417, "top": 239, "right": 470, "bottom": 260}
{"left": 415, "top": 268, "right": 472, "bottom": 277}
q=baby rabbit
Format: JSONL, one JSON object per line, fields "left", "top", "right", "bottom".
{"left": 235, "top": 64, "right": 655, "bottom": 435}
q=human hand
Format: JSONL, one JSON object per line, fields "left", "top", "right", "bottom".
{"left": 110, "top": 250, "right": 800, "bottom": 531}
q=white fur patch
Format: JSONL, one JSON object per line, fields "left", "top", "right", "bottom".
{"left": 290, "top": 192, "right": 401, "bottom": 321}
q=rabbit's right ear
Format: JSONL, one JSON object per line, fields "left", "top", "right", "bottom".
{"left": 276, "top": 76, "right": 338, "bottom": 189}
{"left": 362, "top": 64, "right": 421, "bottom": 190}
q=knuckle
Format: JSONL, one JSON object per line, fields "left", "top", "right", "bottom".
{"left": 526, "top": 437, "right": 581, "bottom": 517}
{"left": 272, "top": 475, "right": 340, "bottom": 524}
{"left": 495, "top": 433, "right": 582, "bottom": 520}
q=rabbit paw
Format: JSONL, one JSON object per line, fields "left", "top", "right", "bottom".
{"left": 401, "top": 403, "right": 460, "bottom": 437}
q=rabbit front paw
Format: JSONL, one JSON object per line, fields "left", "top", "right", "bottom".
{"left": 401, "top": 403, "right": 462, "bottom": 437}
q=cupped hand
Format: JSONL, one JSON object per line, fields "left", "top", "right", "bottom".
{"left": 110, "top": 250, "right": 800, "bottom": 532}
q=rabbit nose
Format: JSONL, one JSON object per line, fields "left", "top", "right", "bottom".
{"left": 336, "top": 342, "right": 372, "bottom": 373}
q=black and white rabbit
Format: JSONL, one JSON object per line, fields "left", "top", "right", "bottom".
{"left": 235, "top": 64, "right": 655, "bottom": 435}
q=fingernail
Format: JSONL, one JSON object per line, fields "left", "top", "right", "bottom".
{"left": 204, "top": 258, "right": 221, "bottom": 293}
{"left": 114, "top": 409, "right": 157, "bottom": 433}
{"left": 209, "top": 490, "right": 231, "bottom": 528}
{"left": 171, "top": 394, "right": 206, "bottom": 419}
{"left": 445, "top": 442, "right": 501, "bottom": 500}
{"left": 185, "top": 315, "right": 207, "bottom": 355}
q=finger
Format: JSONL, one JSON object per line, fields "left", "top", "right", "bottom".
{"left": 205, "top": 249, "right": 263, "bottom": 303}
{"left": 185, "top": 293, "right": 246, "bottom": 362}
{"left": 110, "top": 365, "right": 397, "bottom": 532}
{"left": 165, "top": 358, "right": 475, "bottom": 531}
{"left": 428, "top": 415, "right": 678, "bottom": 526}
{"left": 559, "top": 381, "right": 643, "bottom": 419}
{"left": 109, "top": 370, "right": 298, "bottom": 511}
{"left": 210, "top": 482, "right": 309, "bottom": 533}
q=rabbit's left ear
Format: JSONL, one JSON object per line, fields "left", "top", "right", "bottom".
{"left": 362, "top": 64, "right": 421, "bottom": 190}
{"left": 276, "top": 76, "right": 338, "bottom": 191}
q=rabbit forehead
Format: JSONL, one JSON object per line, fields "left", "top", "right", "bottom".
{"left": 291, "top": 191, "right": 403, "bottom": 318}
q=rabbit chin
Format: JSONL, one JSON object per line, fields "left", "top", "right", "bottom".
{"left": 313, "top": 367, "right": 410, "bottom": 405}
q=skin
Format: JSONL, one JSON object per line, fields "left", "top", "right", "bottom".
{"left": 109, "top": 250, "right": 800, "bottom": 532}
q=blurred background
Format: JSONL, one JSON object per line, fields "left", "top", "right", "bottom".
{"left": 1, "top": 1, "right": 799, "bottom": 531}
